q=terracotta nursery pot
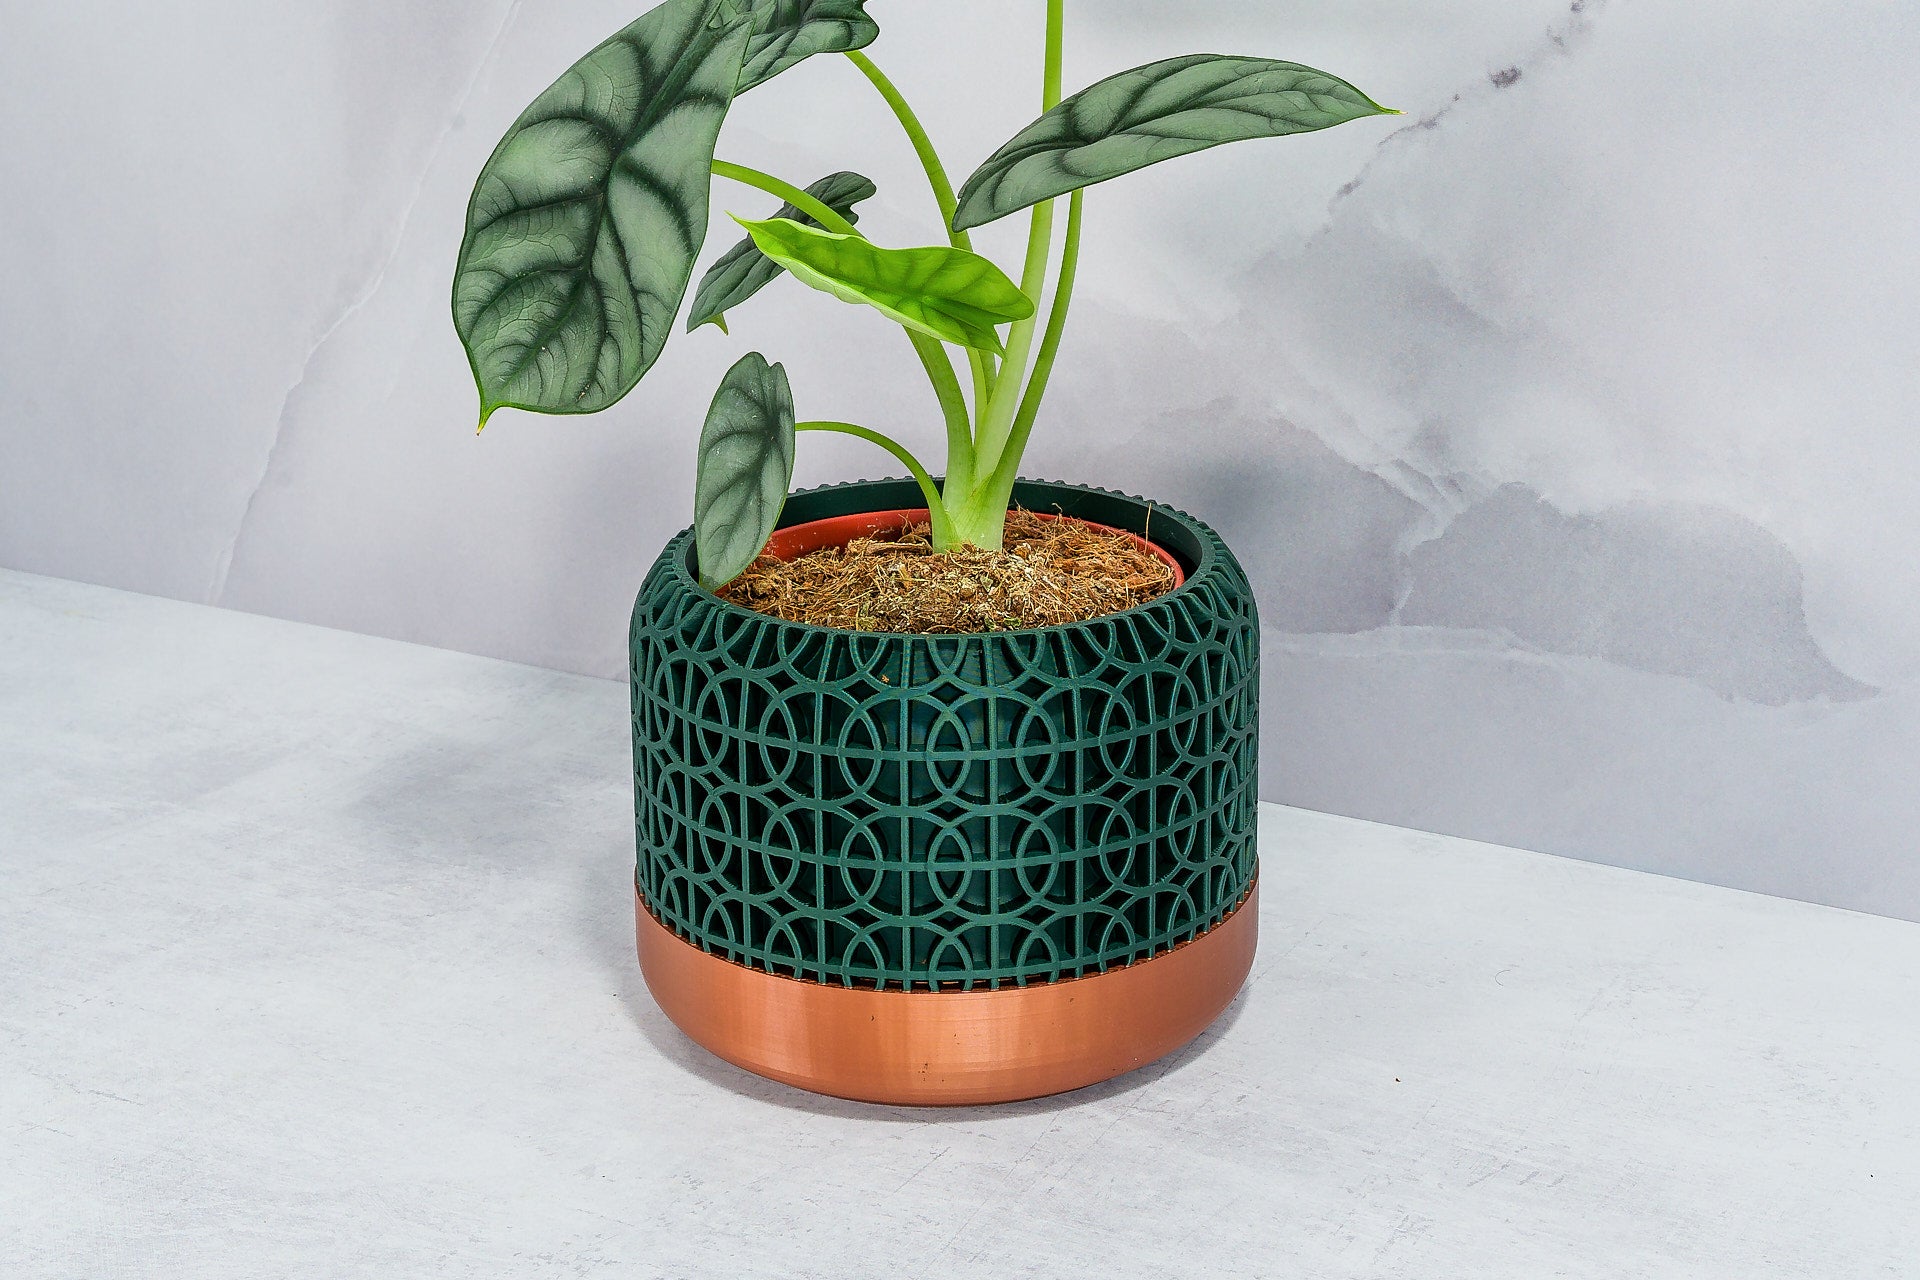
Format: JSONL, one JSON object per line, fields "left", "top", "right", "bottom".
{"left": 628, "top": 477, "right": 1261, "bottom": 1105}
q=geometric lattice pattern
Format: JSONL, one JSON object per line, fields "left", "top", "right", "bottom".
{"left": 630, "top": 478, "right": 1260, "bottom": 990}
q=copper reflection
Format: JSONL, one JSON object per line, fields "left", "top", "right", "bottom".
{"left": 635, "top": 882, "right": 1257, "bottom": 1106}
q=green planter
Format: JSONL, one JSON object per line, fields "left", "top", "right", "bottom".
{"left": 628, "top": 477, "right": 1261, "bottom": 1102}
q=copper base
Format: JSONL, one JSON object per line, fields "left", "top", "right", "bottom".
{"left": 635, "top": 883, "right": 1258, "bottom": 1106}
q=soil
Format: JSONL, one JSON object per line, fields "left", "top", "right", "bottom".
{"left": 717, "top": 509, "right": 1177, "bottom": 634}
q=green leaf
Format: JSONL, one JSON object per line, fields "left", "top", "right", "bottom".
{"left": 952, "top": 55, "right": 1393, "bottom": 232}
{"left": 686, "top": 171, "right": 876, "bottom": 333}
{"left": 735, "top": 216, "right": 1035, "bottom": 353}
{"left": 737, "top": 0, "right": 878, "bottom": 93}
{"left": 452, "top": 0, "right": 751, "bottom": 427}
{"left": 695, "top": 352, "right": 796, "bottom": 589}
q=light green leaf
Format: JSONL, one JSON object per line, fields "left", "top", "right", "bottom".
{"left": 452, "top": 0, "right": 750, "bottom": 427}
{"left": 686, "top": 171, "right": 876, "bottom": 333}
{"left": 953, "top": 54, "right": 1393, "bottom": 232}
{"left": 737, "top": 0, "right": 878, "bottom": 93}
{"left": 695, "top": 352, "right": 796, "bottom": 589}
{"left": 735, "top": 216, "right": 1034, "bottom": 353}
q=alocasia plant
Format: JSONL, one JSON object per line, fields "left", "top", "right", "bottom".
{"left": 453, "top": 0, "right": 1395, "bottom": 588}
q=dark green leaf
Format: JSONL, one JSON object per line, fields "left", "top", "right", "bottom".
{"left": 953, "top": 54, "right": 1393, "bottom": 232}
{"left": 695, "top": 352, "right": 796, "bottom": 588}
{"left": 686, "top": 171, "right": 876, "bottom": 333}
{"left": 738, "top": 0, "right": 878, "bottom": 92}
{"left": 453, "top": 0, "right": 750, "bottom": 427}
{"left": 736, "top": 217, "right": 1034, "bottom": 353}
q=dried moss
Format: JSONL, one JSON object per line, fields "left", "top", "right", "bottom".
{"left": 718, "top": 509, "right": 1176, "bottom": 633}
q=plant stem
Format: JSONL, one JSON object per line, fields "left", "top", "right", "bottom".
{"left": 967, "top": 343, "right": 995, "bottom": 430}
{"left": 959, "top": 0, "right": 1066, "bottom": 502}
{"left": 842, "top": 51, "right": 968, "bottom": 251}
{"left": 980, "top": 188, "right": 1082, "bottom": 505}
{"left": 1044, "top": 0, "right": 1065, "bottom": 105}
{"left": 842, "top": 50, "right": 998, "bottom": 425}
{"left": 795, "top": 421, "right": 956, "bottom": 544}
{"left": 712, "top": 157, "right": 973, "bottom": 493}
{"left": 971, "top": 201, "right": 1052, "bottom": 479}
{"left": 908, "top": 333, "right": 975, "bottom": 498}
{"left": 710, "top": 159, "right": 858, "bottom": 235}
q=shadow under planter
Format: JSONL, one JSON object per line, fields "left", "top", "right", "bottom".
{"left": 628, "top": 478, "right": 1262, "bottom": 1105}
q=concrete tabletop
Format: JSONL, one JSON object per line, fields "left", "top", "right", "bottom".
{"left": 3, "top": 568, "right": 1915, "bottom": 1278}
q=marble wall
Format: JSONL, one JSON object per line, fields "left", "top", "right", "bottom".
{"left": 5, "top": 2, "right": 1915, "bottom": 918}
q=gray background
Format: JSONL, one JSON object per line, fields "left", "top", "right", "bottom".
{"left": 4, "top": 1, "right": 1915, "bottom": 919}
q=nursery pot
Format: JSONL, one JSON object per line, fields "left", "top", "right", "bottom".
{"left": 628, "top": 478, "right": 1261, "bottom": 1105}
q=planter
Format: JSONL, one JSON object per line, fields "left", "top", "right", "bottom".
{"left": 628, "top": 478, "right": 1261, "bottom": 1104}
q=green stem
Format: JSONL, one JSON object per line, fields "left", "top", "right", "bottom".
{"left": 1042, "top": 0, "right": 1065, "bottom": 107}
{"left": 968, "top": 341, "right": 995, "bottom": 426}
{"left": 710, "top": 159, "right": 857, "bottom": 236}
{"left": 842, "top": 51, "right": 968, "bottom": 250}
{"left": 972, "top": 202, "right": 1053, "bottom": 479}
{"left": 713, "top": 158, "right": 972, "bottom": 486}
{"left": 842, "top": 50, "right": 997, "bottom": 426}
{"left": 965, "top": 0, "right": 1066, "bottom": 489}
{"left": 908, "top": 332, "right": 975, "bottom": 498}
{"left": 981, "top": 188, "right": 1082, "bottom": 504}
{"left": 795, "top": 421, "right": 955, "bottom": 543}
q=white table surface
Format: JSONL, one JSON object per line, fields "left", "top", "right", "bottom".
{"left": 3, "top": 567, "right": 1915, "bottom": 1279}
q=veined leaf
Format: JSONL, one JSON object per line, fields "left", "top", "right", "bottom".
{"left": 453, "top": 0, "right": 750, "bottom": 427}
{"left": 738, "top": 0, "right": 878, "bottom": 92}
{"left": 735, "top": 217, "right": 1034, "bottom": 353}
{"left": 953, "top": 54, "right": 1393, "bottom": 232}
{"left": 695, "top": 352, "right": 796, "bottom": 588}
{"left": 686, "top": 171, "right": 876, "bottom": 333}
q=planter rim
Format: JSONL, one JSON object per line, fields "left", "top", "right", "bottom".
{"left": 673, "top": 476, "right": 1219, "bottom": 642}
